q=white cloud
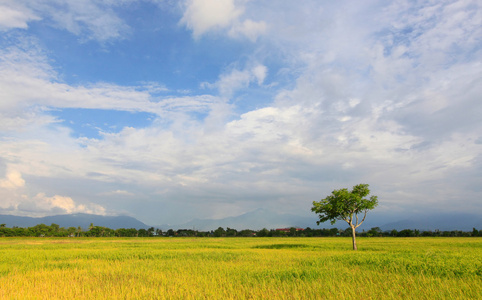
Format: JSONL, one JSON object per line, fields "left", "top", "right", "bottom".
{"left": 47, "top": 0, "right": 130, "bottom": 41}
{"left": 216, "top": 69, "right": 252, "bottom": 97}
{"left": 0, "top": 168, "right": 106, "bottom": 216}
{"left": 181, "top": 0, "right": 266, "bottom": 40}
{"left": 0, "top": 0, "right": 132, "bottom": 42}
{"left": 229, "top": 19, "right": 267, "bottom": 41}
{"left": 181, "top": 0, "right": 242, "bottom": 38}
{"left": 0, "top": 168, "right": 25, "bottom": 189}
{"left": 205, "top": 64, "right": 268, "bottom": 97}
{"left": 31, "top": 193, "right": 106, "bottom": 215}
{"left": 35, "top": 193, "right": 77, "bottom": 213}
{"left": 0, "top": 44, "right": 221, "bottom": 133}
{"left": 0, "top": 1, "right": 40, "bottom": 30}
{"left": 252, "top": 64, "right": 267, "bottom": 85}
{"left": 101, "top": 190, "right": 135, "bottom": 196}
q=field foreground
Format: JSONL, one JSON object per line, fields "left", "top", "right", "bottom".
{"left": 0, "top": 237, "right": 481, "bottom": 299}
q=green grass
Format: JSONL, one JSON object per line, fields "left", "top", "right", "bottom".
{"left": 0, "top": 237, "right": 481, "bottom": 299}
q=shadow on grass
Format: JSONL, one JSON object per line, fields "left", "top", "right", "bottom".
{"left": 252, "top": 244, "right": 309, "bottom": 249}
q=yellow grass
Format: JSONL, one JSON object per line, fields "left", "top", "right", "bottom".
{"left": 0, "top": 237, "right": 481, "bottom": 299}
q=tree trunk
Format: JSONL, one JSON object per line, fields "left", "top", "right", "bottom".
{"left": 351, "top": 226, "right": 357, "bottom": 250}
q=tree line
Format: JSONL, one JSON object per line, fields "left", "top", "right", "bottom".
{"left": 1, "top": 223, "right": 481, "bottom": 237}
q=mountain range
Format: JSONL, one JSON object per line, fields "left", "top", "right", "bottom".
{"left": 166, "top": 211, "right": 482, "bottom": 232}
{"left": 0, "top": 213, "right": 148, "bottom": 230}
{"left": 380, "top": 213, "right": 482, "bottom": 231}
{"left": 1, "top": 210, "right": 481, "bottom": 232}
{"left": 166, "top": 209, "right": 318, "bottom": 231}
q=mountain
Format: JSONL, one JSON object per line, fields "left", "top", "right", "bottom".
{"left": 380, "top": 213, "right": 482, "bottom": 231}
{"left": 159, "top": 210, "right": 482, "bottom": 232}
{"left": 2, "top": 211, "right": 480, "bottom": 232}
{"left": 161, "top": 209, "right": 321, "bottom": 231}
{"left": 0, "top": 213, "right": 149, "bottom": 229}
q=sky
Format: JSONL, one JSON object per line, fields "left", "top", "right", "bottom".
{"left": 0, "top": 0, "right": 481, "bottom": 227}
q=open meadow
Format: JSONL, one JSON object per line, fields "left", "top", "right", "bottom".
{"left": 0, "top": 237, "right": 481, "bottom": 299}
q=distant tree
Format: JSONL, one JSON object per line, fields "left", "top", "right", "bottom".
{"left": 312, "top": 184, "right": 378, "bottom": 250}
{"left": 226, "top": 227, "right": 237, "bottom": 237}
{"left": 196, "top": 231, "right": 210, "bottom": 237}
{"left": 14, "top": 227, "right": 26, "bottom": 236}
{"left": 1, "top": 227, "right": 14, "bottom": 237}
{"left": 138, "top": 229, "right": 148, "bottom": 237}
{"left": 115, "top": 228, "right": 137, "bottom": 237}
{"left": 421, "top": 230, "right": 433, "bottom": 237}
{"left": 339, "top": 228, "right": 352, "bottom": 237}
{"left": 50, "top": 223, "right": 60, "bottom": 233}
{"left": 367, "top": 227, "right": 382, "bottom": 237}
{"left": 303, "top": 227, "right": 312, "bottom": 237}
{"left": 271, "top": 229, "right": 286, "bottom": 237}
{"left": 177, "top": 229, "right": 196, "bottom": 236}
{"left": 329, "top": 228, "right": 339, "bottom": 237}
{"left": 289, "top": 227, "right": 297, "bottom": 236}
{"left": 398, "top": 229, "right": 414, "bottom": 237}
{"left": 239, "top": 229, "right": 254, "bottom": 237}
{"left": 114, "top": 228, "right": 123, "bottom": 237}
{"left": 67, "top": 227, "right": 77, "bottom": 237}
{"left": 86, "top": 226, "right": 112, "bottom": 237}
{"left": 33, "top": 224, "right": 50, "bottom": 237}
{"left": 257, "top": 228, "right": 269, "bottom": 237}
{"left": 214, "top": 227, "right": 226, "bottom": 237}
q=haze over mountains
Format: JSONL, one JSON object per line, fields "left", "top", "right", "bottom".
{"left": 0, "top": 213, "right": 148, "bottom": 230}
{"left": 1, "top": 210, "right": 481, "bottom": 232}
{"left": 160, "top": 210, "right": 482, "bottom": 231}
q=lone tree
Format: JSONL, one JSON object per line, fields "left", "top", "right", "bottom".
{"left": 311, "top": 183, "right": 378, "bottom": 250}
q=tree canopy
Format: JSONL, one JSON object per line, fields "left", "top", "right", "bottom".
{"left": 312, "top": 183, "right": 378, "bottom": 250}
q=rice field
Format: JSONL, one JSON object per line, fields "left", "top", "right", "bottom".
{"left": 0, "top": 237, "right": 481, "bottom": 299}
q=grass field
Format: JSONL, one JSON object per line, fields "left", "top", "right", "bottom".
{"left": 0, "top": 237, "right": 481, "bottom": 299}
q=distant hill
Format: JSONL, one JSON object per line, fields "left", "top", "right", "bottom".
{"left": 380, "top": 213, "right": 482, "bottom": 231}
{"left": 2, "top": 211, "right": 480, "bottom": 232}
{"left": 160, "top": 210, "right": 482, "bottom": 232}
{"left": 160, "top": 209, "right": 322, "bottom": 231}
{"left": 0, "top": 213, "right": 148, "bottom": 230}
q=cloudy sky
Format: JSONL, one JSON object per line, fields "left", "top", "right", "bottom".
{"left": 0, "top": 0, "right": 481, "bottom": 226}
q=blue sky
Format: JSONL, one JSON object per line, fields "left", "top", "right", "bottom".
{"left": 0, "top": 0, "right": 481, "bottom": 227}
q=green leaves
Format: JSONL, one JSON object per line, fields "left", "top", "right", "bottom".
{"left": 311, "top": 184, "right": 378, "bottom": 227}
